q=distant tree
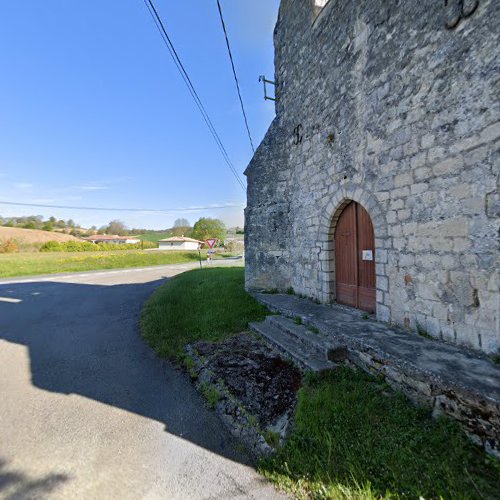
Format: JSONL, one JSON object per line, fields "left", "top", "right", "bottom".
{"left": 5, "top": 219, "right": 14, "bottom": 227}
{"left": 23, "top": 222, "right": 36, "bottom": 230}
{"left": 67, "top": 219, "right": 75, "bottom": 228}
{"left": 56, "top": 219, "right": 66, "bottom": 228}
{"left": 191, "top": 217, "right": 226, "bottom": 242}
{"left": 42, "top": 221, "right": 54, "bottom": 232}
{"left": 172, "top": 218, "right": 192, "bottom": 237}
{"left": 106, "top": 220, "right": 127, "bottom": 236}
{"left": 97, "top": 226, "right": 107, "bottom": 235}
{"left": 49, "top": 216, "right": 57, "bottom": 224}
{"left": 174, "top": 218, "right": 190, "bottom": 228}
{"left": 0, "top": 217, "right": 3, "bottom": 226}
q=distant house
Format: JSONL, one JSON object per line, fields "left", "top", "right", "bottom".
{"left": 158, "top": 236, "right": 203, "bottom": 251}
{"left": 84, "top": 235, "right": 141, "bottom": 245}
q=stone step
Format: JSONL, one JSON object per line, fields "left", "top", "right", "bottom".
{"left": 267, "top": 315, "right": 328, "bottom": 350}
{"left": 253, "top": 293, "right": 500, "bottom": 458}
{"left": 267, "top": 315, "right": 349, "bottom": 362}
{"left": 249, "top": 319, "right": 336, "bottom": 372}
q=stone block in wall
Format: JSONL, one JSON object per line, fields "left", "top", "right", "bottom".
{"left": 433, "top": 393, "right": 500, "bottom": 458}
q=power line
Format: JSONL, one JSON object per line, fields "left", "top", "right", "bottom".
{"left": 0, "top": 200, "right": 244, "bottom": 213}
{"left": 142, "top": 0, "right": 245, "bottom": 191}
{"left": 216, "top": 0, "right": 255, "bottom": 153}
{"left": 142, "top": 0, "right": 246, "bottom": 191}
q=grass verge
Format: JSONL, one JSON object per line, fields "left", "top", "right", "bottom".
{"left": 140, "top": 267, "right": 268, "bottom": 361}
{"left": 0, "top": 250, "right": 204, "bottom": 278}
{"left": 260, "top": 368, "right": 500, "bottom": 499}
{"left": 140, "top": 267, "right": 499, "bottom": 497}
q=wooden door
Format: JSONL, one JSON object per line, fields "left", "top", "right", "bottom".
{"left": 334, "top": 201, "right": 376, "bottom": 313}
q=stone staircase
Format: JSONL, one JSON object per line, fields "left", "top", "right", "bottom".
{"left": 249, "top": 292, "right": 500, "bottom": 458}
{"left": 249, "top": 315, "right": 338, "bottom": 372}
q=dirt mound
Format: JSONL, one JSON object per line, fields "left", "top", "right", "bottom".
{"left": 0, "top": 226, "right": 81, "bottom": 244}
{"left": 186, "top": 334, "right": 302, "bottom": 456}
{"left": 192, "top": 335, "right": 302, "bottom": 427}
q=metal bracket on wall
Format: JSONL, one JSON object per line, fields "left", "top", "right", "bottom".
{"left": 259, "top": 75, "right": 277, "bottom": 101}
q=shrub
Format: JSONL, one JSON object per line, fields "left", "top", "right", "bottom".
{"left": 40, "top": 240, "right": 157, "bottom": 252}
{"left": 40, "top": 240, "right": 96, "bottom": 252}
{"left": 39, "top": 241, "right": 63, "bottom": 252}
{"left": 224, "top": 239, "right": 244, "bottom": 253}
{"left": 0, "top": 239, "right": 19, "bottom": 253}
{"left": 200, "top": 383, "right": 220, "bottom": 409}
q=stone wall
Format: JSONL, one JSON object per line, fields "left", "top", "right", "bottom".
{"left": 245, "top": 0, "right": 499, "bottom": 354}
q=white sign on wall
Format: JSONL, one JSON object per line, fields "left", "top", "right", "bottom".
{"left": 362, "top": 250, "right": 373, "bottom": 261}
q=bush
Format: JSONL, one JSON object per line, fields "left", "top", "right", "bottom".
{"left": 0, "top": 239, "right": 19, "bottom": 253}
{"left": 40, "top": 241, "right": 96, "bottom": 252}
{"left": 39, "top": 241, "right": 63, "bottom": 252}
{"left": 224, "top": 240, "right": 244, "bottom": 253}
{"left": 40, "top": 240, "right": 157, "bottom": 252}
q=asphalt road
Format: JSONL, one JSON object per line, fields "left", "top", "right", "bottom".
{"left": 0, "top": 262, "right": 282, "bottom": 499}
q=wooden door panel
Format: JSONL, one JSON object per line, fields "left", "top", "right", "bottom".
{"left": 334, "top": 201, "right": 376, "bottom": 313}
{"left": 358, "top": 287, "right": 376, "bottom": 313}
{"left": 356, "top": 204, "right": 376, "bottom": 291}
{"left": 334, "top": 202, "right": 357, "bottom": 288}
{"left": 336, "top": 283, "right": 358, "bottom": 308}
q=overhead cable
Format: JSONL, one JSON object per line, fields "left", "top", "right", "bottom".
{"left": 142, "top": 0, "right": 246, "bottom": 191}
{"left": 0, "top": 200, "right": 243, "bottom": 213}
{"left": 216, "top": 0, "right": 255, "bottom": 153}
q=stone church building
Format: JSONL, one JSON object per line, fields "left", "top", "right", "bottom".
{"left": 245, "top": 0, "right": 499, "bottom": 354}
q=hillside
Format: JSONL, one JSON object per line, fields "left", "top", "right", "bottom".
{"left": 138, "top": 232, "right": 173, "bottom": 243}
{"left": 0, "top": 226, "right": 81, "bottom": 244}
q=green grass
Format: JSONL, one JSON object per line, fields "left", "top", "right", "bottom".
{"left": 0, "top": 250, "right": 203, "bottom": 278}
{"left": 138, "top": 232, "right": 173, "bottom": 243}
{"left": 260, "top": 368, "right": 500, "bottom": 499}
{"left": 140, "top": 267, "right": 269, "bottom": 361}
{"left": 200, "top": 383, "right": 221, "bottom": 409}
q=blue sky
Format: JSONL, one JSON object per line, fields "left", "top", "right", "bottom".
{"left": 0, "top": 0, "right": 279, "bottom": 230}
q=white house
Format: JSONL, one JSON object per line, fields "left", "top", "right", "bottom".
{"left": 158, "top": 236, "right": 203, "bottom": 251}
{"left": 84, "top": 235, "right": 141, "bottom": 245}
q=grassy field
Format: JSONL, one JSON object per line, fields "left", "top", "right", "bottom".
{"left": 0, "top": 250, "right": 205, "bottom": 278}
{"left": 140, "top": 266, "right": 500, "bottom": 498}
{"left": 140, "top": 267, "right": 268, "bottom": 361}
{"left": 138, "top": 232, "right": 173, "bottom": 243}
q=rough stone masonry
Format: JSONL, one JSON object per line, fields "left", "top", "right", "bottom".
{"left": 245, "top": 0, "right": 499, "bottom": 354}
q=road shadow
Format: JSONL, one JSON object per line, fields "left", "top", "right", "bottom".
{"left": 0, "top": 458, "right": 70, "bottom": 500}
{"left": 0, "top": 278, "right": 253, "bottom": 466}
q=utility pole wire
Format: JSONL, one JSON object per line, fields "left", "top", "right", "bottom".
{"left": 0, "top": 200, "right": 243, "bottom": 213}
{"left": 142, "top": 0, "right": 246, "bottom": 191}
{"left": 216, "top": 0, "right": 255, "bottom": 153}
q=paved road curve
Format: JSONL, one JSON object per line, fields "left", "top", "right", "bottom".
{"left": 0, "top": 262, "right": 282, "bottom": 499}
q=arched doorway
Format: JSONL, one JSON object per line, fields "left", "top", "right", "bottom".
{"left": 334, "top": 201, "right": 376, "bottom": 313}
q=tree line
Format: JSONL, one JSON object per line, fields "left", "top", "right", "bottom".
{"left": 0, "top": 215, "right": 83, "bottom": 234}
{"left": 0, "top": 215, "right": 234, "bottom": 242}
